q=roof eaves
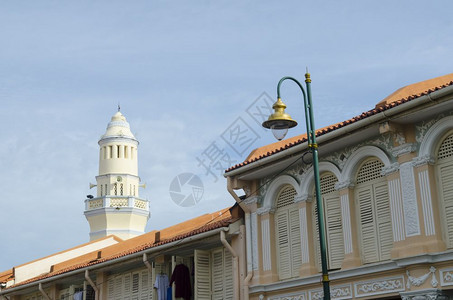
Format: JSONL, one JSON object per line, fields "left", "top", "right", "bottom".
{"left": 5, "top": 217, "right": 232, "bottom": 289}
{"left": 225, "top": 79, "right": 453, "bottom": 173}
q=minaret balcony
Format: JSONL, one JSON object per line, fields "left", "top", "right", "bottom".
{"left": 84, "top": 196, "right": 149, "bottom": 212}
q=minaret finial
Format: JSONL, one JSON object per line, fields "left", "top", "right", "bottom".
{"left": 118, "top": 103, "right": 121, "bottom": 112}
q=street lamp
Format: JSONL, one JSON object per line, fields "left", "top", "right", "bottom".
{"left": 262, "top": 72, "right": 331, "bottom": 300}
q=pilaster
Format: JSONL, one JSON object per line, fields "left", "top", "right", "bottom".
{"left": 337, "top": 182, "right": 361, "bottom": 269}
{"left": 301, "top": 196, "right": 320, "bottom": 275}
{"left": 412, "top": 156, "right": 446, "bottom": 253}
{"left": 297, "top": 198, "right": 318, "bottom": 275}
{"left": 257, "top": 209, "right": 278, "bottom": 283}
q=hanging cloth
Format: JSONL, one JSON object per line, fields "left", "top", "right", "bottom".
{"left": 169, "top": 264, "right": 191, "bottom": 300}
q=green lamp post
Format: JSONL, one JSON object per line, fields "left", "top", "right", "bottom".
{"left": 262, "top": 72, "right": 331, "bottom": 300}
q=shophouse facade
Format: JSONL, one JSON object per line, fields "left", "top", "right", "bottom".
{"left": 225, "top": 73, "right": 453, "bottom": 300}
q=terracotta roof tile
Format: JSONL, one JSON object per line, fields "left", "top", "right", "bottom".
{"left": 225, "top": 73, "right": 453, "bottom": 173}
{"left": 5, "top": 208, "right": 233, "bottom": 289}
{"left": 0, "top": 269, "right": 13, "bottom": 283}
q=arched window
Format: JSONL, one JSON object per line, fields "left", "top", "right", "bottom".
{"left": 355, "top": 158, "right": 392, "bottom": 263}
{"left": 312, "top": 172, "right": 343, "bottom": 270}
{"left": 436, "top": 132, "right": 453, "bottom": 248}
{"left": 114, "top": 183, "right": 118, "bottom": 196}
{"left": 274, "top": 185, "right": 302, "bottom": 280}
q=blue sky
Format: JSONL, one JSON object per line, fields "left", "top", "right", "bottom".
{"left": 1, "top": 1, "right": 453, "bottom": 271}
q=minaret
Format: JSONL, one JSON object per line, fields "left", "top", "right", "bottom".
{"left": 84, "top": 110, "right": 149, "bottom": 241}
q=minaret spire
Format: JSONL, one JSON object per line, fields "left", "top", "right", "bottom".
{"left": 84, "top": 110, "right": 149, "bottom": 241}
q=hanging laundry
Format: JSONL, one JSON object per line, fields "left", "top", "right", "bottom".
{"left": 154, "top": 273, "right": 170, "bottom": 300}
{"left": 73, "top": 291, "right": 83, "bottom": 300}
{"left": 170, "top": 264, "right": 191, "bottom": 300}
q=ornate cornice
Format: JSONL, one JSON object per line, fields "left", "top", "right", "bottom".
{"left": 392, "top": 143, "right": 417, "bottom": 157}
{"left": 243, "top": 195, "right": 259, "bottom": 205}
{"left": 294, "top": 194, "right": 306, "bottom": 203}
{"left": 335, "top": 180, "right": 355, "bottom": 190}
{"left": 256, "top": 207, "right": 275, "bottom": 215}
{"left": 412, "top": 155, "right": 435, "bottom": 167}
{"left": 382, "top": 162, "right": 400, "bottom": 176}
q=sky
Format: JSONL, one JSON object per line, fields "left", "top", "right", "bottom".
{"left": 1, "top": 0, "right": 453, "bottom": 271}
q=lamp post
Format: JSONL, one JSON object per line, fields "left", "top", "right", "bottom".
{"left": 262, "top": 72, "right": 331, "bottom": 300}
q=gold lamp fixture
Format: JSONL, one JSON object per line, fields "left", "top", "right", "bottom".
{"left": 262, "top": 97, "right": 298, "bottom": 141}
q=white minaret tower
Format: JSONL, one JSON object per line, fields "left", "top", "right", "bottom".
{"left": 84, "top": 110, "right": 150, "bottom": 241}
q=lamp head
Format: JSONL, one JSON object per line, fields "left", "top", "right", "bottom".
{"left": 262, "top": 98, "right": 297, "bottom": 140}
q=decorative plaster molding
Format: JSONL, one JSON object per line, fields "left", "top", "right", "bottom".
{"left": 419, "top": 170, "right": 436, "bottom": 236}
{"left": 340, "top": 194, "right": 353, "bottom": 254}
{"left": 251, "top": 212, "right": 259, "bottom": 271}
{"left": 309, "top": 284, "right": 352, "bottom": 300}
{"left": 440, "top": 268, "right": 453, "bottom": 286}
{"left": 294, "top": 195, "right": 306, "bottom": 203}
{"left": 261, "top": 218, "right": 272, "bottom": 271}
{"left": 335, "top": 180, "right": 354, "bottom": 191}
{"left": 401, "top": 289, "right": 449, "bottom": 300}
{"left": 300, "top": 207, "right": 310, "bottom": 263}
{"left": 412, "top": 155, "right": 436, "bottom": 167}
{"left": 406, "top": 266, "right": 438, "bottom": 289}
{"left": 257, "top": 207, "right": 276, "bottom": 215}
{"left": 355, "top": 276, "right": 405, "bottom": 297}
{"left": 388, "top": 178, "right": 405, "bottom": 242}
{"left": 392, "top": 143, "right": 417, "bottom": 157}
{"left": 381, "top": 162, "right": 400, "bottom": 176}
{"left": 418, "top": 114, "right": 452, "bottom": 156}
{"left": 298, "top": 193, "right": 311, "bottom": 202}
{"left": 244, "top": 195, "right": 259, "bottom": 205}
{"left": 268, "top": 292, "right": 307, "bottom": 300}
{"left": 400, "top": 162, "right": 421, "bottom": 237}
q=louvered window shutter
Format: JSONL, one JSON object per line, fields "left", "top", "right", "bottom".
{"left": 114, "top": 275, "right": 124, "bottom": 300}
{"left": 374, "top": 182, "right": 392, "bottom": 260}
{"left": 124, "top": 273, "right": 132, "bottom": 300}
{"left": 139, "top": 270, "right": 150, "bottom": 300}
{"left": 195, "top": 249, "right": 211, "bottom": 300}
{"left": 312, "top": 199, "right": 322, "bottom": 271}
{"left": 107, "top": 275, "right": 115, "bottom": 300}
{"left": 275, "top": 185, "right": 301, "bottom": 280}
{"left": 356, "top": 185, "right": 379, "bottom": 263}
{"left": 223, "top": 249, "right": 234, "bottom": 300}
{"left": 312, "top": 173, "right": 343, "bottom": 271}
{"left": 289, "top": 207, "right": 302, "bottom": 277}
{"left": 437, "top": 134, "right": 453, "bottom": 247}
{"left": 356, "top": 158, "right": 392, "bottom": 264}
{"left": 212, "top": 249, "right": 224, "bottom": 300}
{"left": 275, "top": 210, "right": 291, "bottom": 279}
{"left": 130, "top": 272, "right": 138, "bottom": 300}
{"left": 324, "top": 193, "right": 344, "bottom": 269}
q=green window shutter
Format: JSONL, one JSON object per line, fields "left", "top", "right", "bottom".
{"left": 289, "top": 207, "right": 302, "bottom": 277}
{"left": 275, "top": 210, "right": 291, "bottom": 279}
{"left": 195, "top": 249, "right": 212, "bottom": 300}
{"left": 357, "top": 186, "right": 379, "bottom": 263}
{"left": 374, "top": 181, "right": 393, "bottom": 260}
{"left": 324, "top": 193, "right": 344, "bottom": 269}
